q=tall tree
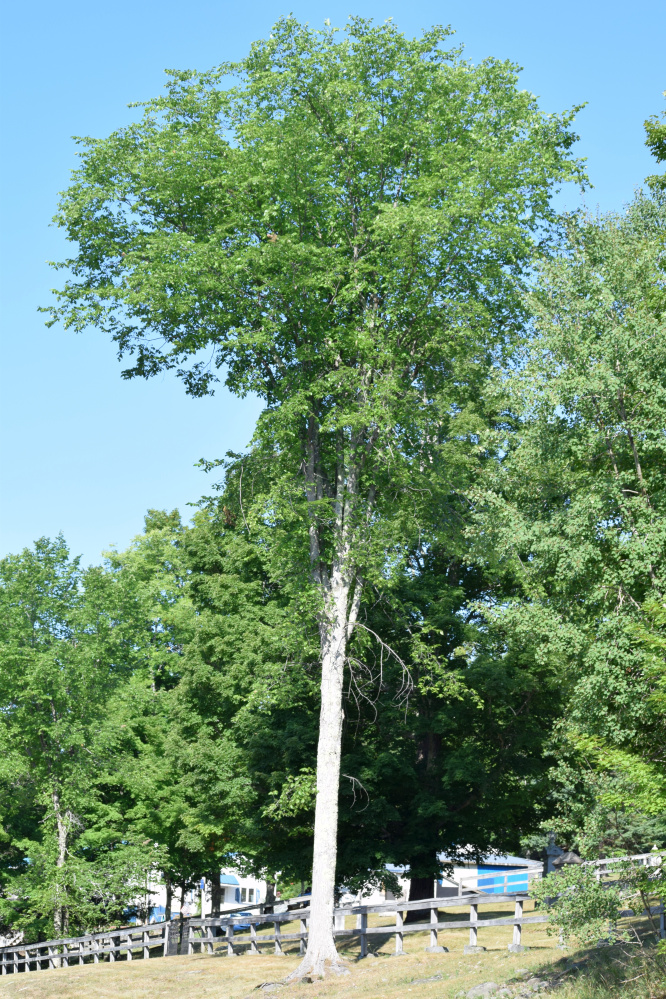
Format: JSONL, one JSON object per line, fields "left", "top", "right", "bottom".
{"left": 47, "top": 17, "right": 582, "bottom": 975}
{"left": 469, "top": 190, "right": 666, "bottom": 848}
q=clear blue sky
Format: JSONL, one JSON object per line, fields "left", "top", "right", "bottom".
{"left": 1, "top": 0, "right": 664, "bottom": 566}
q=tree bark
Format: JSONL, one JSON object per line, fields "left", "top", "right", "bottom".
{"left": 165, "top": 875, "right": 173, "bottom": 922}
{"left": 178, "top": 884, "right": 187, "bottom": 950}
{"left": 287, "top": 570, "right": 354, "bottom": 979}
{"left": 405, "top": 874, "right": 435, "bottom": 923}
{"left": 52, "top": 790, "right": 69, "bottom": 941}
{"left": 209, "top": 872, "right": 222, "bottom": 917}
{"left": 287, "top": 422, "right": 366, "bottom": 980}
{"left": 264, "top": 880, "right": 276, "bottom": 914}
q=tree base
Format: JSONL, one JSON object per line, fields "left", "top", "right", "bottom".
{"left": 285, "top": 951, "right": 349, "bottom": 981}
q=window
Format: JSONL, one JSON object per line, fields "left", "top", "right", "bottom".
{"left": 241, "top": 888, "right": 247, "bottom": 902}
{"left": 248, "top": 888, "right": 254, "bottom": 902}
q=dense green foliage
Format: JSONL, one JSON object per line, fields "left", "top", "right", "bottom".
{"left": 473, "top": 191, "right": 666, "bottom": 856}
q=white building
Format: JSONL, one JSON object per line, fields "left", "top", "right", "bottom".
{"left": 337, "top": 853, "right": 542, "bottom": 907}
{"left": 145, "top": 869, "right": 268, "bottom": 922}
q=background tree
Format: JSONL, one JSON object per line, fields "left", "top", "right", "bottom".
{"left": 47, "top": 16, "right": 583, "bottom": 975}
{"left": 469, "top": 189, "right": 666, "bottom": 856}
{"left": 0, "top": 538, "right": 153, "bottom": 939}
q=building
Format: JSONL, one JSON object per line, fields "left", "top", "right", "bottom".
{"left": 337, "top": 853, "right": 542, "bottom": 907}
{"left": 145, "top": 869, "right": 268, "bottom": 922}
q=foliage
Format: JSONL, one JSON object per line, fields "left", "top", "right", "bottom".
{"left": 44, "top": 11, "right": 586, "bottom": 653}
{"left": 645, "top": 95, "right": 666, "bottom": 192}
{"left": 531, "top": 866, "right": 622, "bottom": 946}
{"left": 469, "top": 190, "right": 666, "bottom": 849}
{"left": 162, "top": 493, "right": 566, "bottom": 888}
{"left": 0, "top": 537, "right": 153, "bottom": 937}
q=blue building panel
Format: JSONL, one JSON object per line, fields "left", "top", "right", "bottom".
{"left": 476, "top": 864, "right": 529, "bottom": 893}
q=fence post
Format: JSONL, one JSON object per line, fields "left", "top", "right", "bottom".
{"left": 143, "top": 928, "right": 150, "bottom": 960}
{"left": 469, "top": 904, "right": 478, "bottom": 948}
{"left": 274, "top": 921, "right": 282, "bottom": 955}
{"left": 226, "top": 923, "right": 235, "bottom": 957}
{"left": 507, "top": 899, "right": 524, "bottom": 952}
{"left": 187, "top": 922, "right": 194, "bottom": 956}
{"left": 359, "top": 912, "right": 368, "bottom": 958}
{"left": 299, "top": 918, "right": 307, "bottom": 955}
{"left": 207, "top": 924, "right": 214, "bottom": 956}
{"left": 250, "top": 922, "right": 258, "bottom": 955}
{"left": 659, "top": 903, "right": 665, "bottom": 940}
{"left": 395, "top": 909, "right": 404, "bottom": 955}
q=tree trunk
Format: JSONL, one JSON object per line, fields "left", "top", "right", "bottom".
{"left": 165, "top": 876, "right": 173, "bottom": 922}
{"left": 264, "top": 880, "right": 276, "bottom": 914}
{"left": 210, "top": 873, "right": 222, "bottom": 918}
{"left": 287, "top": 573, "right": 352, "bottom": 979}
{"left": 178, "top": 884, "right": 187, "bottom": 950}
{"left": 52, "top": 790, "right": 69, "bottom": 941}
{"left": 405, "top": 874, "right": 435, "bottom": 923}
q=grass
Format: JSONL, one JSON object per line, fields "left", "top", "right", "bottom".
{"left": 0, "top": 902, "right": 663, "bottom": 999}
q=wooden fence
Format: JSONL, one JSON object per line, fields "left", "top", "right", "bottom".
{"left": 2, "top": 852, "right": 663, "bottom": 975}
{"left": 187, "top": 893, "right": 545, "bottom": 958}
{"left": 0, "top": 921, "right": 175, "bottom": 974}
{"left": 0, "top": 892, "right": 545, "bottom": 974}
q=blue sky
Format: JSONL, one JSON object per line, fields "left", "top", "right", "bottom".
{"left": 1, "top": 0, "right": 664, "bottom": 566}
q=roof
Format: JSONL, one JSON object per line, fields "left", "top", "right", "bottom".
{"left": 220, "top": 874, "right": 240, "bottom": 885}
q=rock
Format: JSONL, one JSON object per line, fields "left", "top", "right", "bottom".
{"left": 513, "top": 969, "right": 531, "bottom": 980}
{"left": 464, "top": 944, "right": 487, "bottom": 955}
{"left": 425, "top": 945, "right": 449, "bottom": 953}
{"left": 466, "top": 983, "right": 499, "bottom": 998}
{"left": 507, "top": 944, "right": 528, "bottom": 954}
{"left": 526, "top": 979, "right": 549, "bottom": 992}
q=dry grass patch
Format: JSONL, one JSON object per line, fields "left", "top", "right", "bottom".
{"left": 0, "top": 902, "right": 662, "bottom": 999}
